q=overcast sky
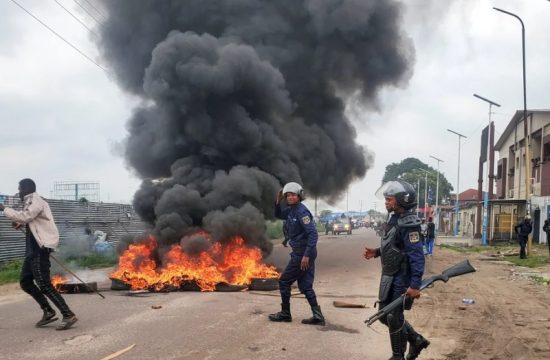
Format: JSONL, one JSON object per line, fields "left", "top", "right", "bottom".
{"left": 1, "top": 0, "right": 549, "bottom": 214}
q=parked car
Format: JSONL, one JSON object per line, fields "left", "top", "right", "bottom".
{"left": 332, "top": 221, "right": 352, "bottom": 235}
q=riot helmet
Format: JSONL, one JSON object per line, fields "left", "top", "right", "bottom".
{"left": 283, "top": 182, "right": 305, "bottom": 200}
{"left": 375, "top": 180, "right": 417, "bottom": 210}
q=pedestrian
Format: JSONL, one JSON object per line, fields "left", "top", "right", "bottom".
{"left": 363, "top": 180, "right": 429, "bottom": 360}
{"left": 420, "top": 219, "right": 428, "bottom": 255}
{"left": 515, "top": 215, "right": 533, "bottom": 259}
{"left": 426, "top": 217, "right": 436, "bottom": 256}
{"left": 0, "top": 179, "right": 78, "bottom": 330}
{"left": 269, "top": 182, "right": 325, "bottom": 326}
{"left": 324, "top": 220, "right": 330, "bottom": 235}
{"left": 543, "top": 218, "right": 550, "bottom": 256}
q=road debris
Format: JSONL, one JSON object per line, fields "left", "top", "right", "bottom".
{"left": 100, "top": 344, "right": 136, "bottom": 360}
{"left": 332, "top": 301, "right": 366, "bottom": 308}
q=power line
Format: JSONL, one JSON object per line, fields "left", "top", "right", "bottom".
{"left": 10, "top": 0, "right": 108, "bottom": 73}
{"left": 82, "top": 0, "right": 106, "bottom": 20}
{"left": 54, "top": 0, "right": 98, "bottom": 36}
{"left": 73, "top": 0, "right": 103, "bottom": 26}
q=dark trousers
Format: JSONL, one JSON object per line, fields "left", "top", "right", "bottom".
{"left": 279, "top": 252, "right": 317, "bottom": 307}
{"left": 379, "top": 282, "right": 407, "bottom": 330}
{"left": 519, "top": 238, "right": 527, "bottom": 258}
{"left": 379, "top": 282, "right": 411, "bottom": 356}
{"left": 20, "top": 249, "right": 74, "bottom": 317}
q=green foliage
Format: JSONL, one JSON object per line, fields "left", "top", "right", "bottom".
{"left": 505, "top": 255, "right": 550, "bottom": 268}
{"left": 315, "top": 222, "right": 325, "bottom": 233}
{"left": 319, "top": 210, "right": 333, "bottom": 217}
{"left": 382, "top": 157, "right": 454, "bottom": 207}
{"left": 530, "top": 275, "right": 550, "bottom": 286}
{"left": 266, "top": 220, "right": 284, "bottom": 240}
{"left": 65, "top": 253, "right": 118, "bottom": 269}
{"left": 0, "top": 260, "right": 23, "bottom": 285}
{"left": 266, "top": 219, "right": 326, "bottom": 241}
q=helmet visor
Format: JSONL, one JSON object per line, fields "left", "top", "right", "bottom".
{"left": 375, "top": 181, "right": 408, "bottom": 199}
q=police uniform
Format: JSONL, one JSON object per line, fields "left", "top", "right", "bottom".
{"left": 374, "top": 211, "right": 426, "bottom": 359}
{"left": 515, "top": 220, "right": 532, "bottom": 259}
{"left": 274, "top": 202, "right": 318, "bottom": 306}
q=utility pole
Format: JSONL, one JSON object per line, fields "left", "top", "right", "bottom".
{"left": 416, "top": 179, "right": 420, "bottom": 217}
{"left": 474, "top": 94, "right": 501, "bottom": 246}
{"left": 419, "top": 169, "right": 430, "bottom": 220}
{"left": 493, "top": 7, "right": 531, "bottom": 254}
{"left": 430, "top": 155, "right": 444, "bottom": 239}
{"left": 314, "top": 195, "right": 318, "bottom": 218}
{"left": 448, "top": 129, "right": 467, "bottom": 236}
{"left": 346, "top": 190, "right": 349, "bottom": 213}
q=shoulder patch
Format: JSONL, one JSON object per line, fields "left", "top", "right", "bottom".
{"left": 409, "top": 231, "right": 420, "bottom": 243}
{"left": 302, "top": 216, "right": 311, "bottom": 225}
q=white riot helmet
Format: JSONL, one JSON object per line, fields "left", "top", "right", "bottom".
{"left": 283, "top": 182, "right": 305, "bottom": 200}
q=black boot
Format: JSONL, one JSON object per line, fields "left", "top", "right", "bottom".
{"left": 404, "top": 321, "right": 430, "bottom": 360}
{"left": 268, "top": 303, "right": 292, "bottom": 322}
{"left": 388, "top": 329, "right": 407, "bottom": 360}
{"left": 36, "top": 308, "right": 57, "bottom": 327}
{"left": 301, "top": 305, "right": 325, "bottom": 326}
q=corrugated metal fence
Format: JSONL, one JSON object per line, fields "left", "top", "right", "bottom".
{"left": 0, "top": 196, "right": 147, "bottom": 263}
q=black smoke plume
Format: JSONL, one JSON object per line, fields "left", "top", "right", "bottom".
{"left": 95, "top": 0, "right": 414, "bottom": 254}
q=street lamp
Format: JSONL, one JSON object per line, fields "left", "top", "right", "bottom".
{"left": 473, "top": 94, "right": 501, "bottom": 246}
{"left": 429, "top": 155, "right": 444, "bottom": 238}
{"left": 418, "top": 169, "right": 430, "bottom": 220}
{"left": 447, "top": 129, "right": 467, "bottom": 236}
{"left": 493, "top": 7, "right": 531, "bottom": 254}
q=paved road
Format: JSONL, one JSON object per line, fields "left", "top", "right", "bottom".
{"left": 0, "top": 227, "right": 391, "bottom": 360}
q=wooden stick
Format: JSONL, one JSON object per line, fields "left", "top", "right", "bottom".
{"left": 333, "top": 300, "right": 367, "bottom": 308}
{"left": 100, "top": 344, "right": 136, "bottom": 360}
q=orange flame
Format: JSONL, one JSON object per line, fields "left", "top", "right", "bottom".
{"left": 110, "top": 234, "right": 279, "bottom": 292}
{"left": 51, "top": 274, "right": 69, "bottom": 292}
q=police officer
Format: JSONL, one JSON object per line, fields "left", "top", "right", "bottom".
{"left": 364, "top": 181, "right": 429, "bottom": 360}
{"left": 269, "top": 182, "right": 325, "bottom": 326}
{"left": 515, "top": 215, "right": 532, "bottom": 259}
{"left": 543, "top": 218, "right": 550, "bottom": 256}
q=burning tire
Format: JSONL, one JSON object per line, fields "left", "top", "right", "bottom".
{"left": 248, "top": 277, "right": 279, "bottom": 291}
{"left": 180, "top": 281, "right": 202, "bottom": 292}
{"left": 59, "top": 282, "right": 98, "bottom": 294}
{"left": 214, "top": 283, "right": 248, "bottom": 292}
{"left": 110, "top": 278, "right": 131, "bottom": 291}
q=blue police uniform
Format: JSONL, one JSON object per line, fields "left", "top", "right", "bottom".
{"left": 375, "top": 211, "right": 426, "bottom": 359}
{"left": 274, "top": 202, "right": 318, "bottom": 306}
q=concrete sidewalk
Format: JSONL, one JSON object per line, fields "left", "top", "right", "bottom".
{"left": 436, "top": 235, "right": 481, "bottom": 247}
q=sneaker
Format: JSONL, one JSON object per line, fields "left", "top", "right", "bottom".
{"left": 36, "top": 309, "right": 58, "bottom": 327}
{"left": 56, "top": 315, "right": 78, "bottom": 331}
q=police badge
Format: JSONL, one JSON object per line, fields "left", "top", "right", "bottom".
{"left": 302, "top": 216, "right": 311, "bottom": 225}
{"left": 409, "top": 231, "right": 420, "bottom": 243}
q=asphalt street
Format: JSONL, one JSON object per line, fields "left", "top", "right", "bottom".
{"left": 0, "top": 227, "right": 390, "bottom": 360}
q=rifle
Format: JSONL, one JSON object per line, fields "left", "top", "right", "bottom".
{"left": 365, "top": 259, "right": 476, "bottom": 326}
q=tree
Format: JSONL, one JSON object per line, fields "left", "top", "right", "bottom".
{"left": 319, "top": 210, "right": 333, "bottom": 218}
{"left": 382, "top": 157, "right": 453, "bottom": 208}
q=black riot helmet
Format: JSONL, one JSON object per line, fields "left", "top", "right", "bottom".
{"left": 375, "top": 180, "right": 417, "bottom": 210}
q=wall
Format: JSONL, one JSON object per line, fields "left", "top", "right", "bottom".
{"left": 0, "top": 196, "right": 147, "bottom": 263}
